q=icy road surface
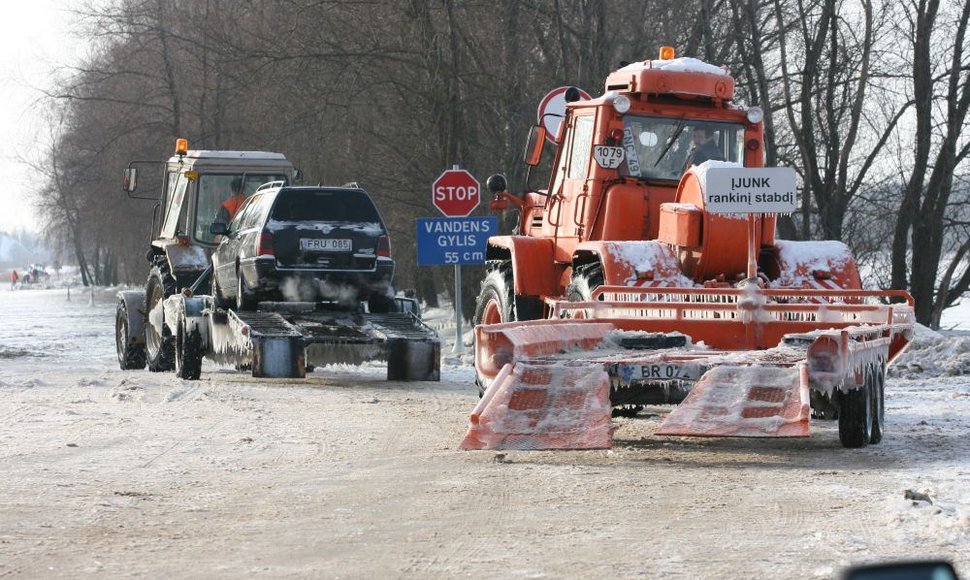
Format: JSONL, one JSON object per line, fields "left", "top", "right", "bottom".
{"left": 0, "top": 287, "right": 967, "bottom": 579}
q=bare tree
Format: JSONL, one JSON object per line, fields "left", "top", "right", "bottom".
{"left": 890, "top": 0, "right": 970, "bottom": 326}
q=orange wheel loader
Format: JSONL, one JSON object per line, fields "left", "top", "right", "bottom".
{"left": 461, "top": 48, "right": 914, "bottom": 451}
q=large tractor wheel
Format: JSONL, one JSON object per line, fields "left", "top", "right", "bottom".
{"left": 838, "top": 366, "right": 874, "bottom": 448}
{"left": 175, "top": 316, "right": 204, "bottom": 381}
{"left": 567, "top": 263, "right": 604, "bottom": 302}
{"left": 145, "top": 266, "right": 176, "bottom": 372}
{"left": 566, "top": 263, "right": 604, "bottom": 318}
{"left": 474, "top": 264, "right": 514, "bottom": 327}
{"left": 472, "top": 263, "right": 515, "bottom": 397}
{"left": 115, "top": 299, "right": 146, "bottom": 370}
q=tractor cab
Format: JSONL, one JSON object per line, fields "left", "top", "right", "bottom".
{"left": 123, "top": 138, "right": 297, "bottom": 302}
{"left": 125, "top": 139, "right": 297, "bottom": 251}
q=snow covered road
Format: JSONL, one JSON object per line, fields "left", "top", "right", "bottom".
{"left": 0, "top": 287, "right": 967, "bottom": 578}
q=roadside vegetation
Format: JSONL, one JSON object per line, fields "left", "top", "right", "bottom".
{"left": 34, "top": 0, "right": 970, "bottom": 328}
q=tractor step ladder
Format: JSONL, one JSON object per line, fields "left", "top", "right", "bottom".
{"left": 460, "top": 362, "right": 615, "bottom": 450}
{"left": 655, "top": 364, "right": 810, "bottom": 437}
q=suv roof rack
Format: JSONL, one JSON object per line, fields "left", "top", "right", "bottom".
{"left": 342, "top": 181, "right": 361, "bottom": 189}
{"left": 255, "top": 180, "right": 286, "bottom": 192}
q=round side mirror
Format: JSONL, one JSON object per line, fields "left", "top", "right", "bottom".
{"left": 486, "top": 174, "right": 508, "bottom": 194}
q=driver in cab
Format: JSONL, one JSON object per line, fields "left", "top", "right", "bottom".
{"left": 215, "top": 178, "right": 247, "bottom": 225}
{"left": 685, "top": 126, "right": 723, "bottom": 168}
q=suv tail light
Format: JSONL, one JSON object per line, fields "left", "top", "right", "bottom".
{"left": 257, "top": 232, "right": 275, "bottom": 257}
{"left": 377, "top": 234, "right": 392, "bottom": 258}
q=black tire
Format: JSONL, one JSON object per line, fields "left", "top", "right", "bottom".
{"left": 567, "top": 263, "right": 604, "bottom": 302}
{"left": 870, "top": 362, "right": 886, "bottom": 444}
{"left": 839, "top": 367, "right": 873, "bottom": 448}
{"left": 116, "top": 300, "right": 146, "bottom": 370}
{"left": 368, "top": 292, "right": 396, "bottom": 314}
{"left": 236, "top": 271, "right": 258, "bottom": 311}
{"left": 566, "top": 263, "right": 604, "bottom": 318}
{"left": 145, "top": 265, "right": 176, "bottom": 372}
{"left": 175, "top": 318, "right": 203, "bottom": 381}
{"left": 472, "top": 263, "right": 515, "bottom": 397}
{"left": 473, "top": 264, "right": 514, "bottom": 328}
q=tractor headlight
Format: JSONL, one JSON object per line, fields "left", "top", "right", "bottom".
{"left": 746, "top": 106, "right": 764, "bottom": 124}
{"left": 612, "top": 95, "right": 631, "bottom": 114}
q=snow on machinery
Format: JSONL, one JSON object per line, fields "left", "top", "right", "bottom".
{"left": 115, "top": 139, "right": 439, "bottom": 381}
{"left": 461, "top": 48, "right": 914, "bottom": 451}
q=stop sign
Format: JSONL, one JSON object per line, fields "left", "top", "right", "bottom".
{"left": 432, "top": 168, "right": 480, "bottom": 217}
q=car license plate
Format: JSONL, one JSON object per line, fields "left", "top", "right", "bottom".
{"left": 300, "top": 238, "right": 352, "bottom": 252}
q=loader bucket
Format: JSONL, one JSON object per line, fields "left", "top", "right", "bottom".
{"left": 460, "top": 362, "right": 615, "bottom": 450}
{"left": 655, "top": 364, "right": 810, "bottom": 438}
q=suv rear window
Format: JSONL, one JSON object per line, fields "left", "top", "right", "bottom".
{"left": 272, "top": 189, "right": 381, "bottom": 223}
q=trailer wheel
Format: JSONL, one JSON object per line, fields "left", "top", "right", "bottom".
{"left": 838, "top": 367, "right": 873, "bottom": 448}
{"left": 116, "top": 300, "right": 146, "bottom": 370}
{"left": 869, "top": 362, "right": 886, "bottom": 444}
{"left": 145, "top": 267, "right": 176, "bottom": 372}
{"left": 175, "top": 317, "right": 203, "bottom": 381}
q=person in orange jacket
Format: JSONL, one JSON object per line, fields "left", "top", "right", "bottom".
{"left": 10, "top": 269, "right": 18, "bottom": 289}
{"left": 215, "top": 178, "right": 247, "bottom": 225}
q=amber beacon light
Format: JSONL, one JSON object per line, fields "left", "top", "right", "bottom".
{"left": 175, "top": 138, "right": 189, "bottom": 156}
{"left": 659, "top": 46, "right": 675, "bottom": 60}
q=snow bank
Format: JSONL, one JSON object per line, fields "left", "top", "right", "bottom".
{"left": 889, "top": 324, "right": 970, "bottom": 378}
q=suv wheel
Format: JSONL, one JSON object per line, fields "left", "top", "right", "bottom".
{"left": 236, "top": 272, "right": 258, "bottom": 311}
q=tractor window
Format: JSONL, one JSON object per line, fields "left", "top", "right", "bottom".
{"left": 195, "top": 173, "right": 286, "bottom": 244}
{"left": 160, "top": 173, "right": 189, "bottom": 238}
{"left": 620, "top": 116, "right": 745, "bottom": 182}
{"left": 568, "top": 115, "right": 594, "bottom": 179}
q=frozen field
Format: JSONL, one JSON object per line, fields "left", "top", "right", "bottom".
{"left": 0, "top": 286, "right": 967, "bottom": 579}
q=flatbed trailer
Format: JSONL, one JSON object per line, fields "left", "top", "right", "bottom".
{"left": 461, "top": 286, "right": 913, "bottom": 450}
{"left": 118, "top": 290, "right": 440, "bottom": 381}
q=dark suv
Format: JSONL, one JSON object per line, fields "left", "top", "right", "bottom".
{"left": 210, "top": 185, "right": 394, "bottom": 311}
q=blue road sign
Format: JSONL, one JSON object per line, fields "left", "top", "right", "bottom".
{"left": 416, "top": 217, "right": 497, "bottom": 266}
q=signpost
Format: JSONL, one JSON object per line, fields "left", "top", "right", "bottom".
{"left": 417, "top": 217, "right": 497, "bottom": 266}
{"left": 704, "top": 166, "right": 798, "bottom": 279}
{"left": 423, "top": 165, "right": 486, "bottom": 354}
{"left": 432, "top": 167, "right": 481, "bottom": 218}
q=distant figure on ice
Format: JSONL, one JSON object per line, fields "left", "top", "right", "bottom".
{"left": 10, "top": 269, "right": 18, "bottom": 289}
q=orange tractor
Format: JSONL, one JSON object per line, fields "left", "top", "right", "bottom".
{"left": 462, "top": 49, "right": 914, "bottom": 450}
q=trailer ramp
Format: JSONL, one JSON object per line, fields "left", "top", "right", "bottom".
{"left": 459, "top": 362, "right": 615, "bottom": 450}
{"left": 655, "top": 364, "right": 810, "bottom": 437}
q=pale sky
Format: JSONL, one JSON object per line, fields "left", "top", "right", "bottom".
{"left": 0, "top": 0, "right": 88, "bottom": 233}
